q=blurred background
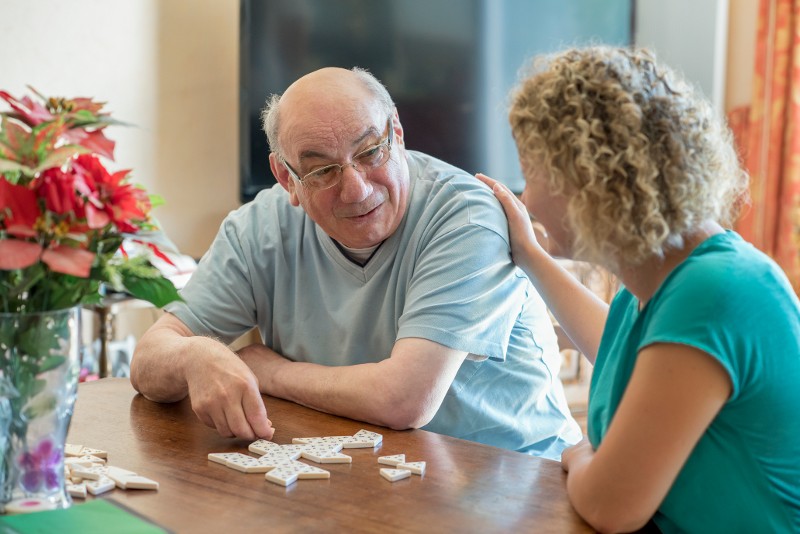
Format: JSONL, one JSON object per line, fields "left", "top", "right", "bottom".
{"left": 1, "top": 0, "right": 744, "bottom": 260}
{"left": 2, "top": 1, "right": 782, "bottom": 417}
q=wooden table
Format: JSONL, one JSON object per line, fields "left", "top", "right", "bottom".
{"left": 67, "top": 379, "right": 593, "bottom": 533}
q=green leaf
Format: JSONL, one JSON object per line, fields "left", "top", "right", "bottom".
{"left": 148, "top": 193, "right": 166, "bottom": 209}
{"left": 23, "top": 392, "right": 56, "bottom": 420}
{"left": 69, "top": 109, "right": 98, "bottom": 125}
{"left": 29, "top": 378, "right": 47, "bottom": 398}
{"left": 0, "top": 159, "right": 34, "bottom": 176}
{"left": 122, "top": 272, "right": 182, "bottom": 308}
{"left": 34, "top": 145, "right": 89, "bottom": 173}
{"left": 37, "top": 355, "right": 66, "bottom": 374}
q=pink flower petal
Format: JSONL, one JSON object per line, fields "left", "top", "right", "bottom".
{"left": 0, "top": 239, "right": 42, "bottom": 269}
{"left": 86, "top": 204, "right": 110, "bottom": 229}
{"left": 41, "top": 245, "right": 95, "bottom": 277}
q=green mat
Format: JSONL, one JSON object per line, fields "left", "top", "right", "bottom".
{"left": 0, "top": 499, "right": 169, "bottom": 534}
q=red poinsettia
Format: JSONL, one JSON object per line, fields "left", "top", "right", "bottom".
{"left": 0, "top": 88, "right": 180, "bottom": 313}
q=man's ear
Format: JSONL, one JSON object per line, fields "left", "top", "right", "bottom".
{"left": 391, "top": 108, "right": 405, "bottom": 148}
{"left": 269, "top": 153, "right": 301, "bottom": 206}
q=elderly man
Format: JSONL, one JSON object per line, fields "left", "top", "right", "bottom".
{"left": 131, "top": 67, "right": 580, "bottom": 459}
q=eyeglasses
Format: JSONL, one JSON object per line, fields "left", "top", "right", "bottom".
{"left": 281, "top": 118, "right": 393, "bottom": 191}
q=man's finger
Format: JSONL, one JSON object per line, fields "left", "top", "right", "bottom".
{"left": 243, "top": 388, "right": 274, "bottom": 439}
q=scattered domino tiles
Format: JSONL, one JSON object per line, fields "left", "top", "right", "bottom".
{"left": 377, "top": 455, "right": 426, "bottom": 482}
{"left": 64, "top": 444, "right": 159, "bottom": 499}
{"left": 208, "top": 429, "right": 426, "bottom": 487}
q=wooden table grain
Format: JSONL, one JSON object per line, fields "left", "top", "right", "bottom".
{"left": 67, "top": 378, "right": 593, "bottom": 533}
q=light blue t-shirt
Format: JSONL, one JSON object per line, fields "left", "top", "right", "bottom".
{"left": 167, "top": 151, "right": 581, "bottom": 458}
{"left": 589, "top": 231, "right": 800, "bottom": 533}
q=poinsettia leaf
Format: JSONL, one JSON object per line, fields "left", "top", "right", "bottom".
{"left": 0, "top": 178, "right": 41, "bottom": 230}
{"left": 32, "top": 119, "right": 66, "bottom": 154}
{"left": 41, "top": 246, "right": 95, "bottom": 278}
{"left": 78, "top": 130, "right": 115, "bottom": 160}
{"left": 0, "top": 239, "right": 42, "bottom": 270}
{"left": 121, "top": 271, "right": 182, "bottom": 308}
{"left": 37, "top": 356, "right": 66, "bottom": 373}
{"left": 0, "top": 159, "right": 34, "bottom": 175}
{"left": 68, "top": 109, "right": 99, "bottom": 126}
{"left": 34, "top": 145, "right": 88, "bottom": 173}
{"left": 0, "top": 117, "right": 32, "bottom": 154}
{"left": 1, "top": 89, "right": 53, "bottom": 125}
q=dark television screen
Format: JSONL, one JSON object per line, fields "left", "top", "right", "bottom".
{"left": 239, "top": 0, "right": 632, "bottom": 202}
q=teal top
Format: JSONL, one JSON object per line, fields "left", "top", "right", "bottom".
{"left": 167, "top": 151, "right": 581, "bottom": 458}
{"left": 588, "top": 231, "right": 800, "bottom": 533}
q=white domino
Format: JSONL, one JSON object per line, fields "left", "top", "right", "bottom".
{"left": 75, "top": 454, "right": 106, "bottom": 465}
{"left": 380, "top": 468, "right": 411, "bottom": 482}
{"left": 258, "top": 450, "right": 300, "bottom": 466}
{"left": 294, "top": 463, "right": 331, "bottom": 480}
{"left": 297, "top": 442, "right": 344, "bottom": 454}
{"left": 396, "top": 461, "right": 426, "bottom": 475}
{"left": 70, "top": 465, "right": 107, "bottom": 481}
{"left": 64, "top": 443, "right": 84, "bottom": 457}
{"left": 264, "top": 466, "right": 300, "bottom": 487}
{"left": 85, "top": 476, "right": 116, "bottom": 496}
{"left": 121, "top": 475, "right": 159, "bottom": 490}
{"left": 220, "top": 452, "right": 280, "bottom": 473}
{"left": 104, "top": 466, "right": 138, "bottom": 489}
{"left": 342, "top": 429, "right": 383, "bottom": 448}
{"left": 301, "top": 449, "right": 352, "bottom": 464}
{"left": 377, "top": 454, "right": 405, "bottom": 466}
{"left": 249, "top": 439, "right": 282, "bottom": 456}
{"left": 80, "top": 447, "right": 108, "bottom": 459}
{"left": 66, "top": 482, "right": 87, "bottom": 499}
{"left": 208, "top": 452, "right": 245, "bottom": 467}
{"left": 292, "top": 436, "right": 352, "bottom": 446}
{"left": 65, "top": 457, "right": 95, "bottom": 469}
{"left": 278, "top": 444, "right": 308, "bottom": 459}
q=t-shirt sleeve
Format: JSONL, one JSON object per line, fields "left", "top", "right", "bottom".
{"left": 165, "top": 217, "right": 258, "bottom": 344}
{"left": 396, "top": 215, "right": 527, "bottom": 362}
{"left": 638, "top": 261, "right": 753, "bottom": 400}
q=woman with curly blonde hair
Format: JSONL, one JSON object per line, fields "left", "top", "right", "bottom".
{"left": 478, "top": 46, "right": 800, "bottom": 533}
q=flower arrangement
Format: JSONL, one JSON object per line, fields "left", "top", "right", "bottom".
{"left": 0, "top": 88, "right": 181, "bottom": 510}
{"left": 0, "top": 88, "right": 180, "bottom": 312}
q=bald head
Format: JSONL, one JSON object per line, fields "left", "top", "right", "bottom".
{"left": 261, "top": 67, "right": 394, "bottom": 156}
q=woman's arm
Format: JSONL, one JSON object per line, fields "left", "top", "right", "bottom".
{"left": 476, "top": 173, "right": 608, "bottom": 362}
{"left": 562, "top": 343, "right": 732, "bottom": 532}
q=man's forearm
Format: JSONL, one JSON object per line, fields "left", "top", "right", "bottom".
{"left": 130, "top": 313, "right": 216, "bottom": 403}
{"left": 238, "top": 338, "right": 465, "bottom": 430}
{"left": 240, "top": 345, "right": 411, "bottom": 428}
{"left": 130, "top": 325, "right": 192, "bottom": 402}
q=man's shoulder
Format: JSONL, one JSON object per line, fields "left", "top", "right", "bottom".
{"left": 406, "top": 151, "right": 509, "bottom": 236}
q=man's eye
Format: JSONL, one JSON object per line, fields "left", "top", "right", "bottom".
{"left": 356, "top": 146, "right": 381, "bottom": 162}
{"left": 309, "top": 166, "right": 336, "bottom": 178}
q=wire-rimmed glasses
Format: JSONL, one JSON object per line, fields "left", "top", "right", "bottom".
{"left": 280, "top": 118, "right": 393, "bottom": 191}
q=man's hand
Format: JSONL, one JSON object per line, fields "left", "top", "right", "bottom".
{"left": 184, "top": 345, "right": 275, "bottom": 441}
{"left": 131, "top": 313, "right": 275, "bottom": 441}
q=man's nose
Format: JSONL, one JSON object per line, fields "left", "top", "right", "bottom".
{"left": 338, "top": 165, "right": 372, "bottom": 203}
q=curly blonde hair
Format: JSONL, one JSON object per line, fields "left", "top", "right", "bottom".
{"left": 509, "top": 46, "right": 749, "bottom": 267}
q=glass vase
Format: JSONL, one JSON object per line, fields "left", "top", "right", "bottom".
{"left": 0, "top": 307, "right": 81, "bottom": 514}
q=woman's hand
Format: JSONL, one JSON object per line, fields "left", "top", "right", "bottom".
{"left": 561, "top": 437, "right": 594, "bottom": 473}
{"left": 475, "top": 173, "right": 548, "bottom": 275}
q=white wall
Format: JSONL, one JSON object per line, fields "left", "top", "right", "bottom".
{"left": 635, "top": 0, "right": 730, "bottom": 114}
{"left": 0, "top": 0, "right": 240, "bottom": 259}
